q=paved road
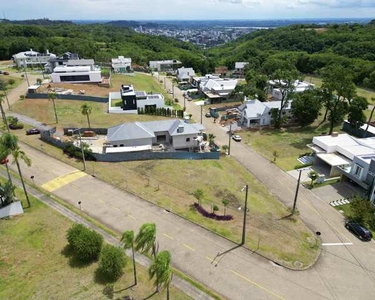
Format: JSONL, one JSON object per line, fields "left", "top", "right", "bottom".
{"left": 3, "top": 72, "right": 375, "bottom": 299}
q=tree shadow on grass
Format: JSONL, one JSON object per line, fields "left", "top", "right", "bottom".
{"left": 60, "top": 244, "right": 95, "bottom": 269}
{"left": 143, "top": 291, "right": 158, "bottom": 300}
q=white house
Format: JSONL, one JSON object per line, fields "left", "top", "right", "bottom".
{"left": 112, "top": 56, "right": 132, "bottom": 73}
{"left": 269, "top": 80, "right": 314, "bottom": 101}
{"left": 176, "top": 67, "right": 195, "bottom": 81}
{"left": 239, "top": 98, "right": 293, "bottom": 127}
{"left": 106, "top": 120, "right": 205, "bottom": 152}
{"left": 12, "top": 49, "right": 56, "bottom": 68}
{"left": 44, "top": 52, "right": 79, "bottom": 73}
{"left": 149, "top": 60, "right": 182, "bottom": 71}
{"left": 51, "top": 59, "right": 101, "bottom": 83}
{"left": 308, "top": 133, "right": 375, "bottom": 203}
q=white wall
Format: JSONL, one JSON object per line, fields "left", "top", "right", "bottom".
{"left": 51, "top": 71, "right": 102, "bottom": 83}
{"left": 172, "top": 134, "right": 199, "bottom": 149}
{"left": 110, "top": 137, "right": 153, "bottom": 147}
{"left": 137, "top": 98, "right": 165, "bottom": 110}
{"left": 0, "top": 201, "right": 24, "bottom": 219}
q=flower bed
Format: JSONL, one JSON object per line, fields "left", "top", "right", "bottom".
{"left": 193, "top": 203, "right": 233, "bottom": 221}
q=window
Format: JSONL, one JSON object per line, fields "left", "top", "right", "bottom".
{"left": 120, "top": 144, "right": 124, "bottom": 147}
{"left": 186, "top": 138, "right": 190, "bottom": 142}
{"left": 60, "top": 75, "right": 90, "bottom": 82}
{"left": 354, "top": 165, "right": 363, "bottom": 178}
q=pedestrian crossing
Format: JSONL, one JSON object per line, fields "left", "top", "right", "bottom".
{"left": 329, "top": 199, "right": 351, "bottom": 207}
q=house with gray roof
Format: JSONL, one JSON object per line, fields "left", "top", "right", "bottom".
{"left": 238, "top": 98, "right": 293, "bottom": 127}
{"left": 106, "top": 119, "right": 205, "bottom": 152}
{"left": 176, "top": 67, "right": 195, "bottom": 82}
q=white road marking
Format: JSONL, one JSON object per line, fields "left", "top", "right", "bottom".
{"left": 322, "top": 242, "right": 353, "bottom": 246}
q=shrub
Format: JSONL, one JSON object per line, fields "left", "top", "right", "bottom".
{"left": 99, "top": 244, "right": 127, "bottom": 280}
{"left": 8, "top": 79, "right": 15, "bottom": 85}
{"left": 66, "top": 223, "right": 103, "bottom": 261}
{"left": 193, "top": 203, "right": 233, "bottom": 221}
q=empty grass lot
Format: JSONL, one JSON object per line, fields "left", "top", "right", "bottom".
{"left": 0, "top": 179, "right": 191, "bottom": 300}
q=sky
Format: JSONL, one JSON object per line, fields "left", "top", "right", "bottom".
{"left": 2, "top": 0, "right": 375, "bottom": 20}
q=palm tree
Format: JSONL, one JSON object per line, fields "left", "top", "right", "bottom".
{"left": 148, "top": 250, "right": 172, "bottom": 297}
{"left": 0, "top": 80, "right": 10, "bottom": 109}
{"left": 135, "top": 223, "right": 156, "bottom": 256}
{"left": 0, "top": 95, "right": 12, "bottom": 184}
{"left": 222, "top": 199, "right": 229, "bottom": 216}
{"left": 121, "top": 230, "right": 137, "bottom": 286}
{"left": 0, "top": 133, "right": 31, "bottom": 207}
{"left": 80, "top": 103, "right": 92, "bottom": 129}
{"left": 208, "top": 133, "right": 216, "bottom": 147}
{"left": 48, "top": 92, "right": 58, "bottom": 123}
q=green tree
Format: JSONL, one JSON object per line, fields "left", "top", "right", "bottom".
{"left": 99, "top": 244, "right": 127, "bottom": 281}
{"left": 121, "top": 230, "right": 137, "bottom": 286}
{"left": 80, "top": 103, "right": 92, "bottom": 129}
{"left": 213, "top": 205, "right": 219, "bottom": 214}
{"left": 208, "top": 134, "right": 216, "bottom": 146}
{"left": 135, "top": 223, "right": 156, "bottom": 256}
{"left": 291, "top": 90, "right": 322, "bottom": 127}
{"left": 350, "top": 195, "right": 375, "bottom": 224}
{"left": 222, "top": 199, "right": 229, "bottom": 216}
{"left": 36, "top": 78, "right": 42, "bottom": 85}
{"left": 0, "top": 133, "right": 31, "bottom": 207}
{"left": 308, "top": 170, "right": 319, "bottom": 187}
{"left": 193, "top": 189, "right": 204, "bottom": 206}
{"left": 148, "top": 250, "right": 172, "bottom": 297}
{"left": 0, "top": 180, "right": 15, "bottom": 207}
{"left": 0, "top": 95, "right": 12, "bottom": 183}
{"left": 348, "top": 96, "right": 368, "bottom": 129}
{"left": 48, "top": 92, "right": 58, "bottom": 123}
{"left": 8, "top": 79, "right": 15, "bottom": 85}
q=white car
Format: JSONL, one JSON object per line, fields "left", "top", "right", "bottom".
{"left": 232, "top": 134, "right": 242, "bottom": 142}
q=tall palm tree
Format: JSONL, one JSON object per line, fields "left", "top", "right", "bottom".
{"left": 208, "top": 133, "right": 216, "bottom": 146}
{"left": 148, "top": 250, "right": 172, "bottom": 297}
{"left": 0, "top": 80, "right": 10, "bottom": 109}
{"left": 80, "top": 103, "right": 92, "bottom": 129}
{"left": 0, "top": 95, "right": 12, "bottom": 184}
{"left": 121, "top": 230, "right": 137, "bottom": 286}
{"left": 0, "top": 133, "right": 31, "bottom": 207}
{"left": 135, "top": 223, "right": 156, "bottom": 256}
{"left": 48, "top": 92, "right": 58, "bottom": 124}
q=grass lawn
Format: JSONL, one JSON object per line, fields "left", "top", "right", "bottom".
{"left": 1, "top": 75, "right": 22, "bottom": 92}
{"left": 10, "top": 128, "right": 320, "bottom": 269}
{"left": 0, "top": 179, "right": 191, "bottom": 300}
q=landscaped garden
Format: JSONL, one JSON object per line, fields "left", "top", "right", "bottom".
{"left": 0, "top": 179, "right": 191, "bottom": 300}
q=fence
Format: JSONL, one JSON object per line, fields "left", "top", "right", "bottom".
{"left": 342, "top": 121, "right": 375, "bottom": 138}
{"left": 26, "top": 93, "right": 108, "bottom": 103}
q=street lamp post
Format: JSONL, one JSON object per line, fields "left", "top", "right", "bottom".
{"left": 228, "top": 122, "right": 232, "bottom": 156}
{"left": 200, "top": 104, "right": 203, "bottom": 124}
{"left": 73, "top": 129, "right": 87, "bottom": 171}
{"left": 240, "top": 184, "right": 249, "bottom": 246}
{"left": 292, "top": 168, "right": 309, "bottom": 215}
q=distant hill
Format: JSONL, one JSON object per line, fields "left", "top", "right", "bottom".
{"left": 0, "top": 18, "right": 73, "bottom": 26}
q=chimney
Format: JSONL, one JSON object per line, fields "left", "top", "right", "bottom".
{"left": 331, "top": 132, "right": 339, "bottom": 137}
{"left": 177, "top": 124, "right": 184, "bottom": 133}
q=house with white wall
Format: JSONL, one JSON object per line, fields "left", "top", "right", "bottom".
{"left": 51, "top": 59, "right": 101, "bottom": 83}
{"left": 269, "top": 80, "right": 314, "bottom": 101}
{"left": 44, "top": 52, "right": 79, "bottom": 73}
{"left": 112, "top": 56, "right": 132, "bottom": 73}
{"left": 106, "top": 120, "right": 205, "bottom": 152}
{"left": 238, "top": 98, "right": 293, "bottom": 127}
{"left": 176, "top": 67, "right": 195, "bottom": 82}
{"left": 12, "top": 49, "right": 56, "bottom": 68}
{"left": 308, "top": 133, "right": 375, "bottom": 203}
{"left": 233, "top": 62, "right": 249, "bottom": 77}
{"left": 149, "top": 60, "right": 182, "bottom": 71}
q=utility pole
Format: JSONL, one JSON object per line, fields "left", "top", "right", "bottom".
{"left": 241, "top": 184, "right": 249, "bottom": 246}
{"left": 23, "top": 59, "right": 30, "bottom": 87}
{"left": 228, "top": 122, "right": 232, "bottom": 156}
{"left": 292, "top": 169, "right": 303, "bottom": 215}
{"left": 78, "top": 130, "right": 87, "bottom": 171}
{"left": 200, "top": 105, "right": 203, "bottom": 124}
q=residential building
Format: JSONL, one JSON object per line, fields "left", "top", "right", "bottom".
{"left": 106, "top": 120, "right": 205, "bottom": 152}
{"left": 176, "top": 67, "right": 195, "bottom": 82}
{"left": 149, "top": 60, "right": 182, "bottom": 71}
{"left": 112, "top": 56, "right": 132, "bottom": 73}
{"left": 308, "top": 133, "right": 375, "bottom": 203}
{"left": 238, "top": 98, "right": 293, "bottom": 127}
{"left": 193, "top": 75, "right": 237, "bottom": 104}
{"left": 233, "top": 62, "right": 249, "bottom": 77}
{"left": 51, "top": 59, "right": 101, "bottom": 83}
{"left": 12, "top": 49, "right": 56, "bottom": 68}
{"left": 44, "top": 52, "right": 79, "bottom": 73}
{"left": 109, "top": 85, "right": 165, "bottom": 114}
{"left": 215, "top": 66, "right": 229, "bottom": 77}
{"left": 269, "top": 80, "right": 314, "bottom": 100}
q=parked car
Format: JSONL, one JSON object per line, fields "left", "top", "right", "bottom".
{"left": 232, "top": 134, "right": 242, "bottom": 142}
{"left": 205, "top": 112, "right": 211, "bottom": 117}
{"left": 9, "top": 123, "right": 24, "bottom": 130}
{"left": 26, "top": 128, "right": 40, "bottom": 135}
{"left": 345, "top": 221, "right": 373, "bottom": 241}
{"left": 2, "top": 71, "right": 9, "bottom": 75}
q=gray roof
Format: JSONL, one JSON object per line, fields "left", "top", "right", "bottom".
{"left": 107, "top": 122, "right": 155, "bottom": 142}
{"left": 108, "top": 119, "right": 205, "bottom": 141}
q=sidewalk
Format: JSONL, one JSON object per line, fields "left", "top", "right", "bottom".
{"left": 0, "top": 168, "right": 215, "bottom": 300}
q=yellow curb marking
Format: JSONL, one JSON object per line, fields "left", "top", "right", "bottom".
{"left": 183, "top": 244, "right": 195, "bottom": 252}
{"left": 230, "top": 270, "right": 285, "bottom": 300}
{"left": 163, "top": 233, "right": 174, "bottom": 240}
{"left": 111, "top": 205, "right": 120, "bottom": 211}
{"left": 128, "top": 214, "right": 136, "bottom": 220}
{"left": 206, "top": 256, "right": 215, "bottom": 262}
{"left": 41, "top": 170, "right": 87, "bottom": 192}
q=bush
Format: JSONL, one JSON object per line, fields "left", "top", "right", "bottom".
{"left": 99, "top": 244, "right": 127, "bottom": 280}
{"left": 67, "top": 223, "right": 103, "bottom": 261}
{"left": 193, "top": 203, "right": 233, "bottom": 221}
